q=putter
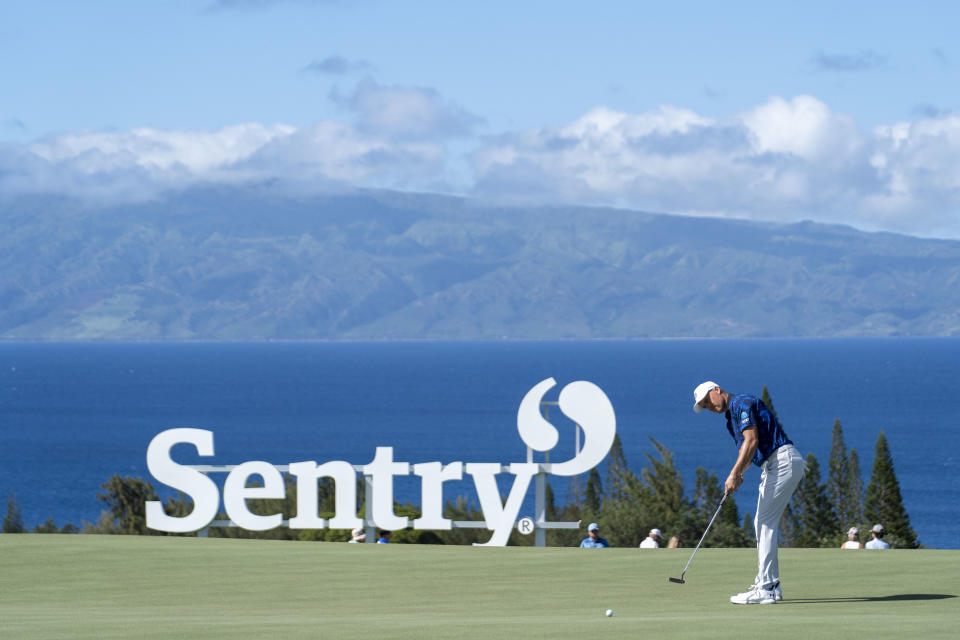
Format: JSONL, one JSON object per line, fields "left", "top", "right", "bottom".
{"left": 669, "top": 492, "right": 728, "bottom": 584}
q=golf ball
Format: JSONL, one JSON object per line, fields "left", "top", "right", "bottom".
{"left": 605, "top": 609, "right": 613, "bottom": 617}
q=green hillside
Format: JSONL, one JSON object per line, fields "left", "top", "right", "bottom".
{"left": 3, "top": 188, "right": 960, "bottom": 340}
{"left": 1, "top": 534, "right": 957, "bottom": 639}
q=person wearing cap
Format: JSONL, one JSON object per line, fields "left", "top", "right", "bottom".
{"left": 579, "top": 522, "right": 609, "bottom": 548}
{"left": 693, "top": 380, "right": 804, "bottom": 605}
{"left": 841, "top": 527, "right": 863, "bottom": 549}
{"left": 865, "top": 524, "right": 891, "bottom": 549}
{"left": 348, "top": 527, "right": 366, "bottom": 543}
{"left": 639, "top": 528, "right": 662, "bottom": 549}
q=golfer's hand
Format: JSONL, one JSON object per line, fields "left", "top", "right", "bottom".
{"left": 724, "top": 472, "right": 743, "bottom": 494}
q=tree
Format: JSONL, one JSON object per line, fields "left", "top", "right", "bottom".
{"left": 584, "top": 468, "right": 603, "bottom": 514}
{"left": 604, "top": 433, "right": 629, "bottom": 502}
{"left": 3, "top": 492, "right": 26, "bottom": 533}
{"left": 743, "top": 511, "right": 756, "bottom": 544}
{"left": 544, "top": 480, "right": 558, "bottom": 521}
{"left": 690, "top": 467, "right": 748, "bottom": 548}
{"left": 847, "top": 448, "right": 864, "bottom": 525}
{"left": 33, "top": 518, "right": 79, "bottom": 534}
{"left": 790, "top": 454, "right": 838, "bottom": 547}
{"left": 89, "top": 475, "right": 160, "bottom": 535}
{"left": 641, "top": 438, "right": 688, "bottom": 529}
{"left": 760, "top": 386, "right": 780, "bottom": 422}
{"left": 828, "top": 419, "right": 861, "bottom": 530}
{"left": 778, "top": 504, "right": 795, "bottom": 547}
{"left": 865, "top": 431, "right": 918, "bottom": 548}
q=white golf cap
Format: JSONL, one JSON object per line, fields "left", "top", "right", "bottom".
{"left": 649, "top": 528, "right": 662, "bottom": 537}
{"left": 872, "top": 524, "right": 885, "bottom": 533}
{"left": 693, "top": 381, "right": 718, "bottom": 413}
{"left": 848, "top": 527, "right": 859, "bottom": 535}
{"left": 588, "top": 522, "right": 599, "bottom": 531}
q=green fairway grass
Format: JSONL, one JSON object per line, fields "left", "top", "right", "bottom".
{"left": 1, "top": 535, "right": 957, "bottom": 639}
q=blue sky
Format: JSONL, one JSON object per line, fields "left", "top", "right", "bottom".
{"left": 2, "top": 0, "right": 959, "bottom": 237}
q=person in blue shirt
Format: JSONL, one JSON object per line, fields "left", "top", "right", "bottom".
{"left": 693, "top": 381, "right": 804, "bottom": 605}
{"left": 579, "top": 522, "right": 609, "bottom": 548}
{"left": 377, "top": 530, "right": 392, "bottom": 544}
{"left": 865, "top": 524, "right": 891, "bottom": 549}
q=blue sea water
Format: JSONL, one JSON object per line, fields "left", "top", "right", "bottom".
{"left": 0, "top": 339, "right": 957, "bottom": 548}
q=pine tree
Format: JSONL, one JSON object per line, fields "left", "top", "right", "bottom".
{"left": 761, "top": 385, "right": 780, "bottom": 422}
{"left": 544, "top": 480, "right": 557, "bottom": 521}
{"left": 743, "top": 512, "right": 756, "bottom": 543}
{"left": 865, "top": 431, "right": 919, "bottom": 548}
{"left": 828, "top": 419, "right": 858, "bottom": 530}
{"left": 847, "top": 448, "right": 864, "bottom": 525}
{"left": 692, "top": 467, "right": 723, "bottom": 521}
{"left": 92, "top": 475, "right": 160, "bottom": 535}
{"left": 778, "top": 504, "right": 795, "bottom": 547}
{"left": 3, "top": 492, "right": 26, "bottom": 533}
{"left": 790, "top": 454, "right": 838, "bottom": 547}
{"left": 605, "top": 433, "right": 629, "bottom": 501}
{"left": 641, "top": 438, "right": 687, "bottom": 527}
{"left": 585, "top": 468, "right": 603, "bottom": 514}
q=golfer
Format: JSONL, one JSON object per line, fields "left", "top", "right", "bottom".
{"left": 693, "top": 381, "right": 804, "bottom": 605}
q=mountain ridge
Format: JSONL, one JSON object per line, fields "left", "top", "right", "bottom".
{"left": 2, "top": 186, "right": 958, "bottom": 340}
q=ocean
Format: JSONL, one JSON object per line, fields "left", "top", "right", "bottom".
{"left": 1, "top": 339, "right": 957, "bottom": 548}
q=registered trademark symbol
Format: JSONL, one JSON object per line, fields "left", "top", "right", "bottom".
{"left": 516, "top": 517, "right": 535, "bottom": 534}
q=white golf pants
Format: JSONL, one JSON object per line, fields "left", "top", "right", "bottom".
{"left": 754, "top": 444, "right": 804, "bottom": 588}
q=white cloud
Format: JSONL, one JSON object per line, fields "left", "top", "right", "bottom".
{"left": 335, "top": 79, "right": 483, "bottom": 140}
{"left": 2, "top": 94, "right": 960, "bottom": 238}
{"left": 472, "top": 97, "right": 960, "bottom": 238}
{"left": 27, "top": 124, "right": 294, "bottom": 174}
{"left": 741, "top": 95, "right": 863, "bottom": 162}
{"left": 0, "top": 118, "right": 459, "bottom": 202}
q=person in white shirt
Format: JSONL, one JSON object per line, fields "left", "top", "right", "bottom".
{"left": 348, "top": 527, "right": 366, "bottom": 543}
{"left": 840, "top": 526, "right": 863, "bottom": 549}
{"left": 865, "top": 524, "right": 891, "bottom": 549}
{"left": 639, "top": 528, "right": 662, "bottom": 548}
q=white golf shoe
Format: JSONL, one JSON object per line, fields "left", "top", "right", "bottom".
{"left": 730, "top": 585, "right": 777, "bottom": 605}
{"left": 744, "top": 580, "right": 782, "bottom": 601}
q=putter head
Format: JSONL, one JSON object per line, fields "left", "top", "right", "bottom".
{"left": 668, "top": 577, "right": 685, "bottom": 584}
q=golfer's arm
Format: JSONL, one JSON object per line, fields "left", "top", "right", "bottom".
{"left": 730, "top": 427, "right": 758, "bottom": 478}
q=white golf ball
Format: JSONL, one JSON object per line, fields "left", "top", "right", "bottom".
{"left": 605, "top": 609, "right": 613, "bottom": 617}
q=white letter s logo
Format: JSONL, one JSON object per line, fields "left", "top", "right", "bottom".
{"left": 516, "top": 378, "right": 616, "bottom": 476}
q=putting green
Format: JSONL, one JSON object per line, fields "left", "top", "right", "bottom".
{"left": 1, "top": 535, "right": 957, "bottom": 639}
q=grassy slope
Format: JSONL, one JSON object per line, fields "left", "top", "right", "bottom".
{"left": 1, "top": 535, "right": 957, "bottom": 639}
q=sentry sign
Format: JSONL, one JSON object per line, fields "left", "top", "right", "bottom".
{"left": 145, "top": 377, "right": 615, "bottom": 546}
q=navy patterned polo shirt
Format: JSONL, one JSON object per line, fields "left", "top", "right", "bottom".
{"left": 724, "top": 394, "right": 793, "bottom": 467}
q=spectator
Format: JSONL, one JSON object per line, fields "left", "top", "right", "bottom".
{"left": 840, "top": 527, "right": 863, "bottom": 549}
{"left": 865, "top": 524, "right": 891, "bottom": 549}
{"left": 667, "top": 535, "right": 681, "bottom": 549}
{"left": 349, "top": 527, "right": 366, "bottom": 543}
{"left": 639, "top": 528, "right": 662, "bottom": 549}
{"left": 377, "top": 530, "right": 392, "bottom": 544}
{"left": 579, "top": 522, "right": 609, "bottom": 548}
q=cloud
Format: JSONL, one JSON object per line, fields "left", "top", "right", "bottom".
{"left": 4, "top": 118, "right": 28, "bottom": 132}
{"left": 0, "top": 117, "right": 459, "bottom": 203}
{"left": 3, "top": 95, "right": 960, "bottom": 238}
{"left": 332, "top": 79, "right": 484, "bottom": 140}
{"left": 932, "top": 47, "right": 949, "bottom": 67}
{"left": 811, "top": 49, "right": 887, "bottom": 72}
{"left": 302, "top": 55, "right": 373, "bottom": 75}
{"left": 471, "top": 97, "right": 960, "bottom": 238}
